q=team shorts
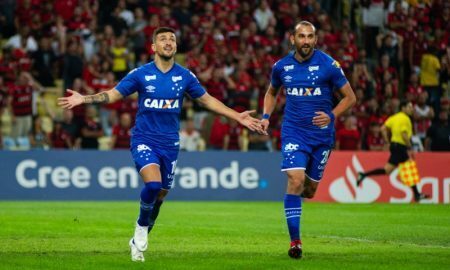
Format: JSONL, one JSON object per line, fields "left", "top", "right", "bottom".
{"left": 388, "top": 143, "right": 409, "bottom": 166}
{"left": 130, "top": 143, "right": 179, "bottom": 190}
{"left": 280, "top": 138, "right": 332, "bottom": 182}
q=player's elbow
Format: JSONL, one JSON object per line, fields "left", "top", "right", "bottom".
{"left": 348, "top": 92, "right": 357, "bottom": 107}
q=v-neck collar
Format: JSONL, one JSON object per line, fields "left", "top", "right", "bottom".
{"left": 151, "top": 61, "right": 176, "bottom": 74}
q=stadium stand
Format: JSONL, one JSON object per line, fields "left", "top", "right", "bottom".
{"left": 0, "top": 0, "right": 448, "bottom": 151}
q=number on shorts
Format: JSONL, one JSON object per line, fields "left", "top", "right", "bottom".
{"left": 320, "top": 150, "right": 330, "bottom": 164}
{"left": 171, "top": 160, "right": 178, "bottom": 174}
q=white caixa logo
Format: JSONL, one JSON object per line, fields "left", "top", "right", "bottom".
{"left": 329, "top": 155, "right": 381, "bottom": 203}
{"left": 283, "top": 65, "right": 294, "bottom": 71}
{"left": 284, "top": 143, "right": 299, "bottom": 152}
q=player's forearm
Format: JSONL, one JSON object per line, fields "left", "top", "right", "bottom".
{"left": 332, "top": 84, "right": 356, "bottom": 118}
{"left": 83, "top": 89, "right": 122, "bottom": 104}
{"left": 332, "top": 96, "right": 355, "bottom": 118}
{"left": 263, "top": 90, "right": 277, "bottom": 116}
{"left": 83, "top": 92, "right": 110, "bottom": 104}
{"left": 198, "top": 94, "right": 240, "bottom": 121}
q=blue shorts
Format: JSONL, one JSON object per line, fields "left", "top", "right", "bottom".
{"left": 130, "top": 143, "right": 179, "bottom": 190}
{"left": 280, "top": 138, "right": 332, "bottom": 182}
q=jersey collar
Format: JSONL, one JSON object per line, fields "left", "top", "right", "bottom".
{"left": 291, "top": 49, "right": 316, "bottom": 64}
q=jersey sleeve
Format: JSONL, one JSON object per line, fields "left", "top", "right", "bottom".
{"left": 329, "top": 60, "right": 349, "bottom": 90}
{"left": 384, "top": 116, "right": 393, "bottom": 129}
{"left": 186, "top": 71, "right": 206, "bottom": 98}
{"left": 270, "top": 62, "right": 282, "bottom": 88}
{"left": 115, "top": 68, "right": 139, "bottom": 97}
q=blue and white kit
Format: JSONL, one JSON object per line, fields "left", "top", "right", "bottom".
{"left": 116, "top": 62, "right": 206, "bottom": 189}
{"left": 271, "top": 49, "right": 348, "bottom": 181}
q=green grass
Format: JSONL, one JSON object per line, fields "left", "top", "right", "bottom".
{"left": 0, "top": 202, "right": 449, "bottom": 270}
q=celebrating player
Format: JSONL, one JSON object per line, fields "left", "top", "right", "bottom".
{"left": 260, "top": 21, "right": 356, "bottom": 259}
{"left": 58, "top": 27, "right": 264, "bottom": 262}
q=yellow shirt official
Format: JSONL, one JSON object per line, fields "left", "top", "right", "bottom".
{"left": 384, "top": 112, "right": 412, "bottom": 146}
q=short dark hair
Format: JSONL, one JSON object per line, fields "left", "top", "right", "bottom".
{"left": 399, "top": 99, "right": 410, "bottom": 110}
{"left": 152, "top": 27, "right": 176, "bottom": 43}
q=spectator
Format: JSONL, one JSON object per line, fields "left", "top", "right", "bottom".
{"left": 63, "top": 42, "right": 83, "bottom": 91}
{"left": 335, "top": 115, "right": 361, "bottom": 150}
{"left": 180, "top": 119, "right": 204, "bottom": 151}
{"left": 50, "top": 121, "right": 73, "bottom": 149}
{"left": 79, "top": 105, "right": 103, "bottom": 149}
{"left": 365, "top": 121, "right": 385, "bottom": 151}
{"left": 420, "top": 46, "right": 441, "bottom": 113}
{"left": 223, "top": 119, "right": 244, "bottom": 151}
{"left": 4, "top": 25, "right": 38, "bottom": 52}
{"left": 253, "top": 0, "right": 274, "bottom": 32}
{"left": 29, "top": 116, "right": 50, "bottom": 149}
{"left": 111, "top": 112, "right": 132, "bottom": 149}
{"left": 61, "top": 109, "right": 79, "bottom": 147}
{"left": 8, "top": 72, "right": 41, "bottom": 140}
{"left": 31, "top": 37, "right": 57, "bottom": 87}
{"left": 425, "top": 111, "right": 450, "bottom": 151}
{"left": 414, "top": 92, "right": 434, "bottom": 142}
{"left": 208, "top": 115, "right": 229, "bottom": 150}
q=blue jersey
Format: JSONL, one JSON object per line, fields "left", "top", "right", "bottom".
{"left": 116, "top": 62, "right": 206, "bottom": 148}
{"left": 271, "top": 50, "right": 348, "bottom": 143}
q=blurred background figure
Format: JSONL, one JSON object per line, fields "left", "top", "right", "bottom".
{"left": 180, "top": 118, "right": 204, "bottom": 151}
{"left": 111, "top": 112, "right": 132, "bottom": 149}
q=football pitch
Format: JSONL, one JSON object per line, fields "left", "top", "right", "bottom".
{"left": 0, "top": 202, "right": 449, "bottom": 270}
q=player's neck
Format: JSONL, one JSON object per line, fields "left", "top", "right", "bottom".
{"left": 154, "top": 56, "right": 175, "bottom": 73}
{"left": 294, "top": 50, "right": 314, "bottom": 63}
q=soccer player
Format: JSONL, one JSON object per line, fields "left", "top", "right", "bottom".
{"left": 260, "top": 21, "right": 356, "bottom": 259}
{"left": 357, "top": 100, "right": 428, "bottom": 202}
{"left": 58, "top": 27, "right": 264, "bottom": 262}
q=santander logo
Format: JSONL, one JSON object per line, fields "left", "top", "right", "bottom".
{"left": 329, "top": 155, "right": 381, "bottom": 203}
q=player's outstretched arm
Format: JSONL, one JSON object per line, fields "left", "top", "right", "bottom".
{"left": 260, "top": 84, "right": 279, "bottom": 134}
{"left": 196, "top": 93, "right": 264, "bottom": 134}
{"left": 57, "top": 88, "right": 123, "bottom": 109}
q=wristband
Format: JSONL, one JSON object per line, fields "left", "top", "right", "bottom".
{"left": 328, "top": 112, "right": 335, "bottom": 123}
{"left": 262, "top": 113, "right": 270, "bottom": 120}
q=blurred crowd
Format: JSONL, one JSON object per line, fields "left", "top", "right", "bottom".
{"left": 0, "top": 0, "right": 449, "bottom": 152}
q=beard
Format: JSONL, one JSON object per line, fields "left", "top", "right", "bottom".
{"left": 157, "top": 49, "right": 175, "bottom": 61}
{"left": 297, "top": 45, "right": 313, "bottom": 58}
{"left": 160, "top": 53, "right": 174, "bottom": 61}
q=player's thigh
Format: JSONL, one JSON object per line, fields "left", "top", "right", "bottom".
{"left": 131, "top": 143, "right": 162, "bottom": 182}
{"left": 306, "top": 145, "right": 332, "bottom": 181}
{"left": 158, "top": 148, "right": 180, "bottom": 190}
{"left": 285, "top": 168, "right": 306, "bottom": 184}
{"left": 140, "top": 164, "right": 162, "bottom": 183}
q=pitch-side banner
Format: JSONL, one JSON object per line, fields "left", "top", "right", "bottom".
{"left": 0, "top": 151, "right": 448, "bottom": 203}
{"left": 315, "top": 151, "right": 450, "bottom": 204}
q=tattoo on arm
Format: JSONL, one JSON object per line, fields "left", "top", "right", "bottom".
{"left": 83, "top": 92, "right": 110, "bottom": 104}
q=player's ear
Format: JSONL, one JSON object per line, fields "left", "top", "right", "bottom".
{"left": 151, "top": 43, "right": 156, "bottom": 52}
{"left": 289, "top": 34, "right": 294, "bottom": 46}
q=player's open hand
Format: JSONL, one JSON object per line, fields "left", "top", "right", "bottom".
{"left": 261, "top": 119, "right": 270, "bottom": 135}
{"left": 57, "top": 89, "right": 84, "bottom": 109}
{"left": 238, "top": 110, "right": 265, "bottom": 134}
{"left": 312, "top": 111, "right": 332, "bottom": 128}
